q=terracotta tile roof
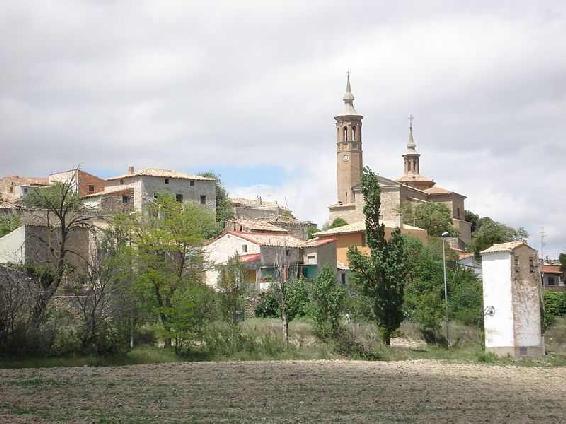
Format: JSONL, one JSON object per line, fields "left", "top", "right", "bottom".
{"left": 229, "top": 231, "right": 305, "bottom": 248}
{"left": 240, "top": 253, "right": 262, "bottom": 263}
{"left": 542, "top": 264, "right": 563, "bottom": 274}
{"left": 424, "top": 185, "right": 452, "bottom": 195}
{"left": 108, "top": 168, "right": 215, "bottom": 181}
{"left": 1, "top": 176, "right": 49, "bottom": 186}
{"left": 305, "top": 237, "right": 336, "bottom": 247}
{"left": 229, "top": 219, "right": 288, "bottom": 233}
{"left": 83, "top": 187, "right": 133, "bottom": 198}
{"left": 315, "top": 220, "right": 423, "bottom": 236}
{"left": 480, "top": 240, "right": 530, "bottom": 254}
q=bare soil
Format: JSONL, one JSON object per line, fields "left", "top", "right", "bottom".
{"left": 1, "top": 360, "right": 565, "bottom": 423}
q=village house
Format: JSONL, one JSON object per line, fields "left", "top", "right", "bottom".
{"left": 541, "top": 262, "right": 565, "bottom": 291}
{"left": 100, "top": 166, "right": 217, "bottom": 213}
{"left": 0, "top": 176, "right": 49, "bottom": 204}
{"left": 203, "top": 231, "right": 336, "bottom": 291}
{"left": 49, "top": 169, "right": 107, "bottom": 197}
{"left": 480, "top": 241, "right": 544, "bottom": 358}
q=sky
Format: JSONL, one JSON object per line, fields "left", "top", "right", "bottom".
{"left": 1, "top": 0, "right": 565, "bottom": 257}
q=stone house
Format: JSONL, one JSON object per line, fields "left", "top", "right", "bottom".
{"left": 541, "top": 262, "right": 565, "bottom": 291}
{"left": 481, "top": 241, "right": 544, "bottom": 358}
{"left": 203, "top": 231, "right": 336, "bottom": 291}
{"left": 0, "top": 224, "right": 91, "bottom": 272}
{"left": 314, "top": 220, "right": 428, "bottom": 283}
{"left": 0, "top": 176, "right": 48, "bottom": 204}
{"left": 104, "top": 167, "right": 216, "bottom": 213}
{"left": 49, "top": 169, "right": 107, "bottom": 197}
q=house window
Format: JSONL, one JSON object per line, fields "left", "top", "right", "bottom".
{"left": 164, "top": 178, "right": 170, "bottom": 184}
{"left": 307, "top": 254, "right": 316, "bottom": 265}
{"left": 200, "top": 195, "right": 206, "bottom": 205}
{"left": 190, "top": 180, "right": 195, "bottom": 187}
{"left": 176, "top": 194, "right": 183, "bottom": 202}
{"left": 120, "top": 179, "right": 124, "bottom": 185}
{"left": 242, "top": 244, "right": 247, "bottom": 253}
{"left": 88, "top": 184, "right": 95, "bottom": 192}
{"left": 23, "top": 187, "right": 28, "bottom": 194}
{"left": 286, "top": 249, "right": 290, "bottom": 257}
{"left": 122, "top": 196, "right": 130, "bottom": 204}
{"left": 529, "top": 257, "right": 535, "bottom": 273}
{"left": 341, "top": 273, "right": 346, "bottom": 285}
{"left": 9, "top": 185, "right": 14, "bottom": 193}
{"left": 547, "top": 276, "right": 556, "bottom": 286}
{"left": 361, "top": 233, "right": 367, "bottom": 246}
{"left": 457, "top": 207, "right": 461, "bottom": 219}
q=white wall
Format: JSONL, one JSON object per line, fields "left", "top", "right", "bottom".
{"left": 482, "top": 251, "right": 514, "bottom": 348}
{"left": 203, "top": 233, "right": 260, "bottom": 288}
{"left": 0, "top": 226, "right": 26, "bottom": 264}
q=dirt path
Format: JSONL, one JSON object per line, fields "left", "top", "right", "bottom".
{"left": 1, "top": 360, "right": 564, "bottom": 423}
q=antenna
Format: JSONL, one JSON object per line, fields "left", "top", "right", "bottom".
{"left": 540, "top": 227, "right": 545, "bottom": 263}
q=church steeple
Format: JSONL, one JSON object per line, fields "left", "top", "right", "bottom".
{"left": 403, "top": 114, "right": 420, "bottom": 175}
{"left": 335, "top": 72, "right": 363, "bottom": 205}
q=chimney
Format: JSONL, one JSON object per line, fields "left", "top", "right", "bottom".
{"left": 128, "top": 166, "right": 135, "bottom": 175}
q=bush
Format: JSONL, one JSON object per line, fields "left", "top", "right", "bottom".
{"left": 254, "top": 288, "right": 279, "bottom": 318}
{"left": 310, "top": 268, "right": 346, "bottom": 338}
{"left": 543, "top": 291, "right": 566, "bottom": 331}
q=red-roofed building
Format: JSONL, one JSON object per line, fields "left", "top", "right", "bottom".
{"left": 541, "top": 263, "right": 565, "bottom": 291}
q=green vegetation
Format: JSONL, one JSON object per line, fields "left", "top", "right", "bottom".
{"left": 348, "top": 167, "right": 409, "bottom": 345}
{"left": 543, "top": 291, "right": 566, "bottom": 330}
{"left": 328, "top": 217, "right": 348, "bottom": 229}
{"left": 0, "top": 213, "right": 21, "bottom": 237}
{"left": 310, "top": 268, "right": 346, "bottom": 337}
{"left": 465, "top": 212, "right": 528, "bottom": 255}
{"left": 402, "top": 202, "right": 457, "bottom": 237}
{"left": 199, "top": 171, "right": 234, "bottom": 234}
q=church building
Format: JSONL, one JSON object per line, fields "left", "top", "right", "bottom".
{"left": 324, "top": 74, "right": 472, "bottom": 250}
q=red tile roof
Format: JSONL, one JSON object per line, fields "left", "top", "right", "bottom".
{"left": 542, "top": 264, "right": 563, "bottom": 274}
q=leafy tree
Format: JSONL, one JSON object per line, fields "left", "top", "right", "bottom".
{"left": 465, "top": 210, "right": 480, "bottom": 233}
{"left": 217, "top": 254, "right": 247, "bottom": 324}
{"left": 199, "top": 172, "right": 234, "bottom": 234}
{"left": 0, "top": 213, "right": 21, "bottom": 237}
{"left": 329, "top": 217, "right": 348, "bottom": 229}
{"left": 132, "top": 194, "right": 217, "bottom": 347}
{"left": 471, "top": 217, "right": 528, "bottom": 255}
{"left": 285, "top": 278, "right": 310, "bottom": 320}
{"left": 402, "top": 202, "right": 457, "bottom": 237}
{"left": 347, "top": 167, "right": 409, "bottom": 345}
{"left": 306, "top": 225, "right": 319, "bottom": 240}
{"left": 404, "top": 237, "right": 482, "bottom": 340}
{"left": 254, "top": 287, "right": 279, "bottom": 318}
{"left": 310, "top": 267, "right": 346, "bottom": 337}
{"left": 23, "top": 177, "right": 94, "bottom": 327}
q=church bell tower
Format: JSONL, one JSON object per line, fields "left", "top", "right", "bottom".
{"left": 335, "top": 72, "right": 363, "bottom": 205}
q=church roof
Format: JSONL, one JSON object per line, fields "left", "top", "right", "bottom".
{"left": 424, "top": 185, "right": 452, "bottom": 194}
{"left": 315, "top": 220, "right": 423, "bottom": 236}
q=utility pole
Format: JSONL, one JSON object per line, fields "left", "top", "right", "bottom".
{"left": 441, "top": 232, "right": 450, "bottom": 347}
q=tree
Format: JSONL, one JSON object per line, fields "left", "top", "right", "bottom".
{"left": 559, "top": 253, "right": 566, "bottom": 273}
{"left": 310, "top": 267, "right": 346, "bottom": 338}
{"left": 217, "top": 254, "right": 247, "bottom": 324}
{"left": 471, "top": 217, "right": 528, "bottom": 255}
{"left": 347, "top": 167, "right": 409, "bottom": 345}
{"left": 23, "top": 176, "right": 94, "bottom": 327}
{"left": 199, "top": 172, "right": 234, "bottom": 234}
{"left": 402, "top": 202, "right": 457, "bottom": 237}
{"left": 328, "top": 217, "right": 348, "bottom": 229}
{"left": 465, "top": 210, "right": 480, "bottom": 233}
{"left": 0, "top": 212, "right": 21, "bottom": 237}
{"left": 132, "top": 194, "right": 217, "bottom": 347}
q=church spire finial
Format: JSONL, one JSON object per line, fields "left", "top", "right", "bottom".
{"left": 341, "top": 71, "right": 357, "bottom": 115}
{"left": 407, "top": 114, "right": 416, "bottom": 152}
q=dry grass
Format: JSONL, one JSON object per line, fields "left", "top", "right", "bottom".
{"left": 1, "top": 359, "right": 565, "bottom": 423}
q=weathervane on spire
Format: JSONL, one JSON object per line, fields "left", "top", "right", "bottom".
{"left": 408, "top": 114, "right": 414, "bottom": 130}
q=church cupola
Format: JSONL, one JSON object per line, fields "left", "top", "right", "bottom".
{"left": 335, "top": 72, "right": 364, "bottom": 205}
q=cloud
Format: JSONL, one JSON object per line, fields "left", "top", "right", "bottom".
{"left": 1, "top": 0, "right": 565, "bottom": 256}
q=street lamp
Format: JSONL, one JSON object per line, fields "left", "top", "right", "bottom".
{"left": 441, "top": 231, "right": 450, "bottom": 347}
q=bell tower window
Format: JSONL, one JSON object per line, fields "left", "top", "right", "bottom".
{"left": 352, "top": 126, "right": 356, "bottom": 141}
{"left": 343, "top": 127, "right": 348, "bottom": 141}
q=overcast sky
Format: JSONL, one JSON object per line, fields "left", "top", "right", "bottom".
{"left": 1, "top": 1, "right": 565, "bottom": 257}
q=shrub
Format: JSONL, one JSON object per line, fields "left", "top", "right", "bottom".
{"left": 543, "top": 291, "right": 566, "bottom": 331}
{"left": 254, "top": 288, "right": 279, "bottom": 318}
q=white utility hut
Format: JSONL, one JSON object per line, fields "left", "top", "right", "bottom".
{"left": 481, "top": 241, "right": 544, "bottom": 358}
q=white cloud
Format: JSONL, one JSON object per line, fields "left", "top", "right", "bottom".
{"left": 1, "top": 0, "right": 565, "bottom": 256}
